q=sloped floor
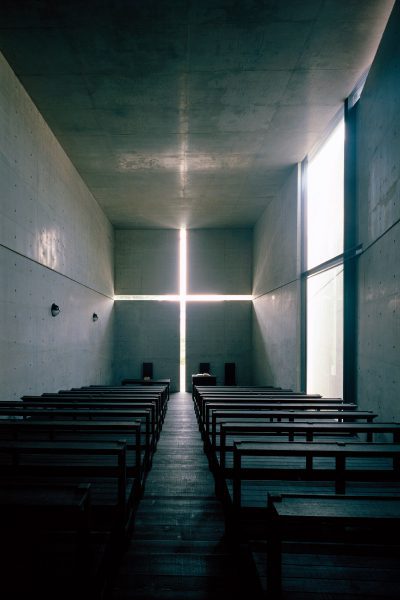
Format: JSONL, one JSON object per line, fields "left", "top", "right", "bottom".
{"left": 111, "top": 392, "right": 261, "bottom": 600}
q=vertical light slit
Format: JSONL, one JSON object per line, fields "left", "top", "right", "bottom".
{"left": 179, "top": 227, "right": 187, "bottom": 392}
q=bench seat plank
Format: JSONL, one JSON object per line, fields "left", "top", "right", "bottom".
{"left": 267, "top": 494, "right": 400, "bottom": 599}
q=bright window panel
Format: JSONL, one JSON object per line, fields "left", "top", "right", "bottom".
{"left": 307, "top": 266, "right": 343, "bottom": 398}
{"left": 307, "top": 120, "right": 344, "bottom": 270}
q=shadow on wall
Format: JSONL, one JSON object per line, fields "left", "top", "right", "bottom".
{"left": 252, "top": 289, "right": 299, "bottom": 390}
{"left": 252, "top": 304, "right": 275, "bottom": 386}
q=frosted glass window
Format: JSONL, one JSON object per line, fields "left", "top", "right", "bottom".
{"left": 307, "top": 267, "right": 343, "bottom": 398}
{"left": 307, "top": 121, "right": 344, "bottom": 270}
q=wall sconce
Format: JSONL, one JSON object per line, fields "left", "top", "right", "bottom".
{"left": 51, "top": 303, "right": 60, "bottom": 317}
{"left": 92, "top": 313, "right": 99, "bottom": 322}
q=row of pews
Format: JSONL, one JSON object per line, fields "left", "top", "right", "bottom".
{"left": 193, "top": 385, "right": 400, "bottom": 599}
{"left": 0, "top": 383, "right": 169, "bottom": 599}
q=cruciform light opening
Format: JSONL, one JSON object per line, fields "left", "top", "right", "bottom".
{"left": 114, "top": 228, "right": 253, "bottom": 393}
{"left": 179, "top": 227, "right": 187, "bottom": 392}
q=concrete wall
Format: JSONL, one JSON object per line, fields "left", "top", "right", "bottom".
{"left": 188, "top": 229, "right": 252, "bottom": 294}
{"left": 186, "top": 229, "right": 253, "bottom": 387}
{"left": 114, "top": 301, "right": 179, "bottom": 388}
{"left": 355, "top": 3, "right": 400, "bottom": 420}
{"left": 186, "top": 301, "right": 252, "bottom": 389}
{"left": 113, "top": 229, "right": 180, "bottom": 388}
{"left": 0, "top": 52, "right": 114, "bottom": 399}
{"left": 115, "top": 229, "right": 179, "bottom": 294}
{"left": 113, "top": 228, "right": 253, "bottom": 390}
{"left": 252, "top": 167, "right": 300, "bottom": 389}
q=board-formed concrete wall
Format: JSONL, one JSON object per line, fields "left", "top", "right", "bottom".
{"left": 252, "top": 166, "right": 300, "bottom": 390}
{"left": 355, "top": 2, "right": 400, "bottom": 420}
{"left": 0, "top": 52, "right": 114, "bottom": 399}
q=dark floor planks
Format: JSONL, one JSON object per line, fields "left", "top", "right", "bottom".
{"left": 111, "top": 393, "right": 261, "bottom": 600}
{"left": 110, "top": 392, "right": 400, "bottom": 599}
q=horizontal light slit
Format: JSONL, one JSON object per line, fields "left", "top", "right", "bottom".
{"left": 186, "top": 295, "right": 253, "bottom": 302}
{"left": 114, "top": 294, "right": 253, "bottom": 302}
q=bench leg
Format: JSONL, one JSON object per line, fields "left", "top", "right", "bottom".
{"left": 267, "top": 519, "right": 282, "bottom": 599}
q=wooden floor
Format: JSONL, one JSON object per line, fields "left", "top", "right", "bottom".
{"left": 111, "top": 392, "right": 262, "bottom": 600}
{"left": 110, "top": 393, "right": 400, "bottom": 599}
{"left": 251, "top": 541, "right": 400, "bottom": 599}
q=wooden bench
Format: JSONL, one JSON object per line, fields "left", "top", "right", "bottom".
{"left": 0, "top": 440, "right": 130, "bottom": 536}
{"left": 204, "top": 402, "right": 358, "bottom": 449}
{"left": 0, "top": 382, "right": 171, "bottom": 595}
{"left": 70, "top": 384, "right": 169, "bottom": 413}
{"left": 120, "top": 379, "right": 171, "bottom": 400}
{"left": 219, "top": 421, "right": 400, "bottom": 471}
{"left": 89, "top": 382, "right": 169, "bottom": 396}
{"left": 266, "top": 493, "right": 400, "bottom": 599}
{"left": 195, "top": 392, "right": 336, "bottom": 424}
{"left": 0, "top": 481, "right": 101, "bottom": 598}
{"left": 231, "top": 441, "right": 400, "bottom": 513}
{"left": 20, "top": 398, "right": 159, "bottom": 447}
{"left": 0, "top": 418, "right": 144, "bottom": 488}
{"left": 0, "top": 405, "right": 155, "bottom": 469}
{"left": 22, "top": 393, "right": 164, "bottom": 439}
{"left": 193, "top": 385, "right": 287, "bottom": 403}
{"left": 55, "top": 388, "right": 168, "bottom": 426}
{"left": 205, "top": 409, "right": 377, "bottom": 464}
{"left": 194, "top": 385, "right": 318, "bottom": 404}
{"left": 19, "top": 397, "right": 160, "bottom": 445}
{"left": 223, "top": 439, "right": 400, "bottom": 540}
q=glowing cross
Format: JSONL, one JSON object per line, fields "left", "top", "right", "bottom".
{"left": 114, "top": 228, "right": 253, "bottom": 391}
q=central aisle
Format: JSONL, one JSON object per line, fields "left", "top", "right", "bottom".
{"left": 111, "top": 392, "right": 261, "bottom": 599}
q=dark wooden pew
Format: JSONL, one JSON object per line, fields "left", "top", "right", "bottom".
{"left": 0, "top": 481, "right": 100, "bottom": 599}
{"left": 52, "top": 389, "right": 167, "bottom": 425}
{"left": 209, "top": 406, "right": 376, "bottom": 442}
{"left": 18, "top": 399, "right": 158, "bottom": 449}
{"left": 228, "top": 440, "right": 400, "bottom": 540}
{"left": 0, "top": 382, "right": 170, "bottom": 596}
{"left": 120, "top": 379, "right": 171, "bottom": 400}
{"left": 218, "top": 421, "right": 400, "bottom": 471}
{"left": 0, "top": 405, "right": 154, "bottom": 469}
{"left": 69, "top": 384, "right": 169, "bottom": 412}
{"left": 193, "top": 385, "right": 319, "bottom": 410}
{"left": 192, "top": 385, "right": 286, "bottom": 402}
{"left": 0, "top": 419, "right": 144, "bottom": 489}
{"left": 88, "top": 382, "right": 170, "bottom": 402}
{"left": 19, "top": 397, "right": 159, "bottom": 446}
{"left": 22, "top": 393, "right": 164, "bottom": 439}
{"left": 204, "top": 402, "right": 358, "bottom": 448}
{"left": 0, "top": 440, "right": 131, "bottom": 537}
{"left": 204, "top": 409, "right": 376, "bottom": 462}
{"left": 195, "top": 392, "right": 335, "bottom": 425}
{"left": 47, "top": 386, "right": 166, "bottom": 400}
{"left": 266, "top": 493, "right": 400, "bottom": 599}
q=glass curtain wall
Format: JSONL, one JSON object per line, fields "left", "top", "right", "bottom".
{"left": 304, "top": 119, "right": 345, "bottom": 397}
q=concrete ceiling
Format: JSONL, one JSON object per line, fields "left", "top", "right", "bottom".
{"left": 0, "top": 0, "right": 395, "bottom": 229}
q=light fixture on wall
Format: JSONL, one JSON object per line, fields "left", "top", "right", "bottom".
{"left": 92, "top": 313, "right": 99, "bottom": 322}
{"left": 51, "top": 303, "right": 60, "bottom": 317}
